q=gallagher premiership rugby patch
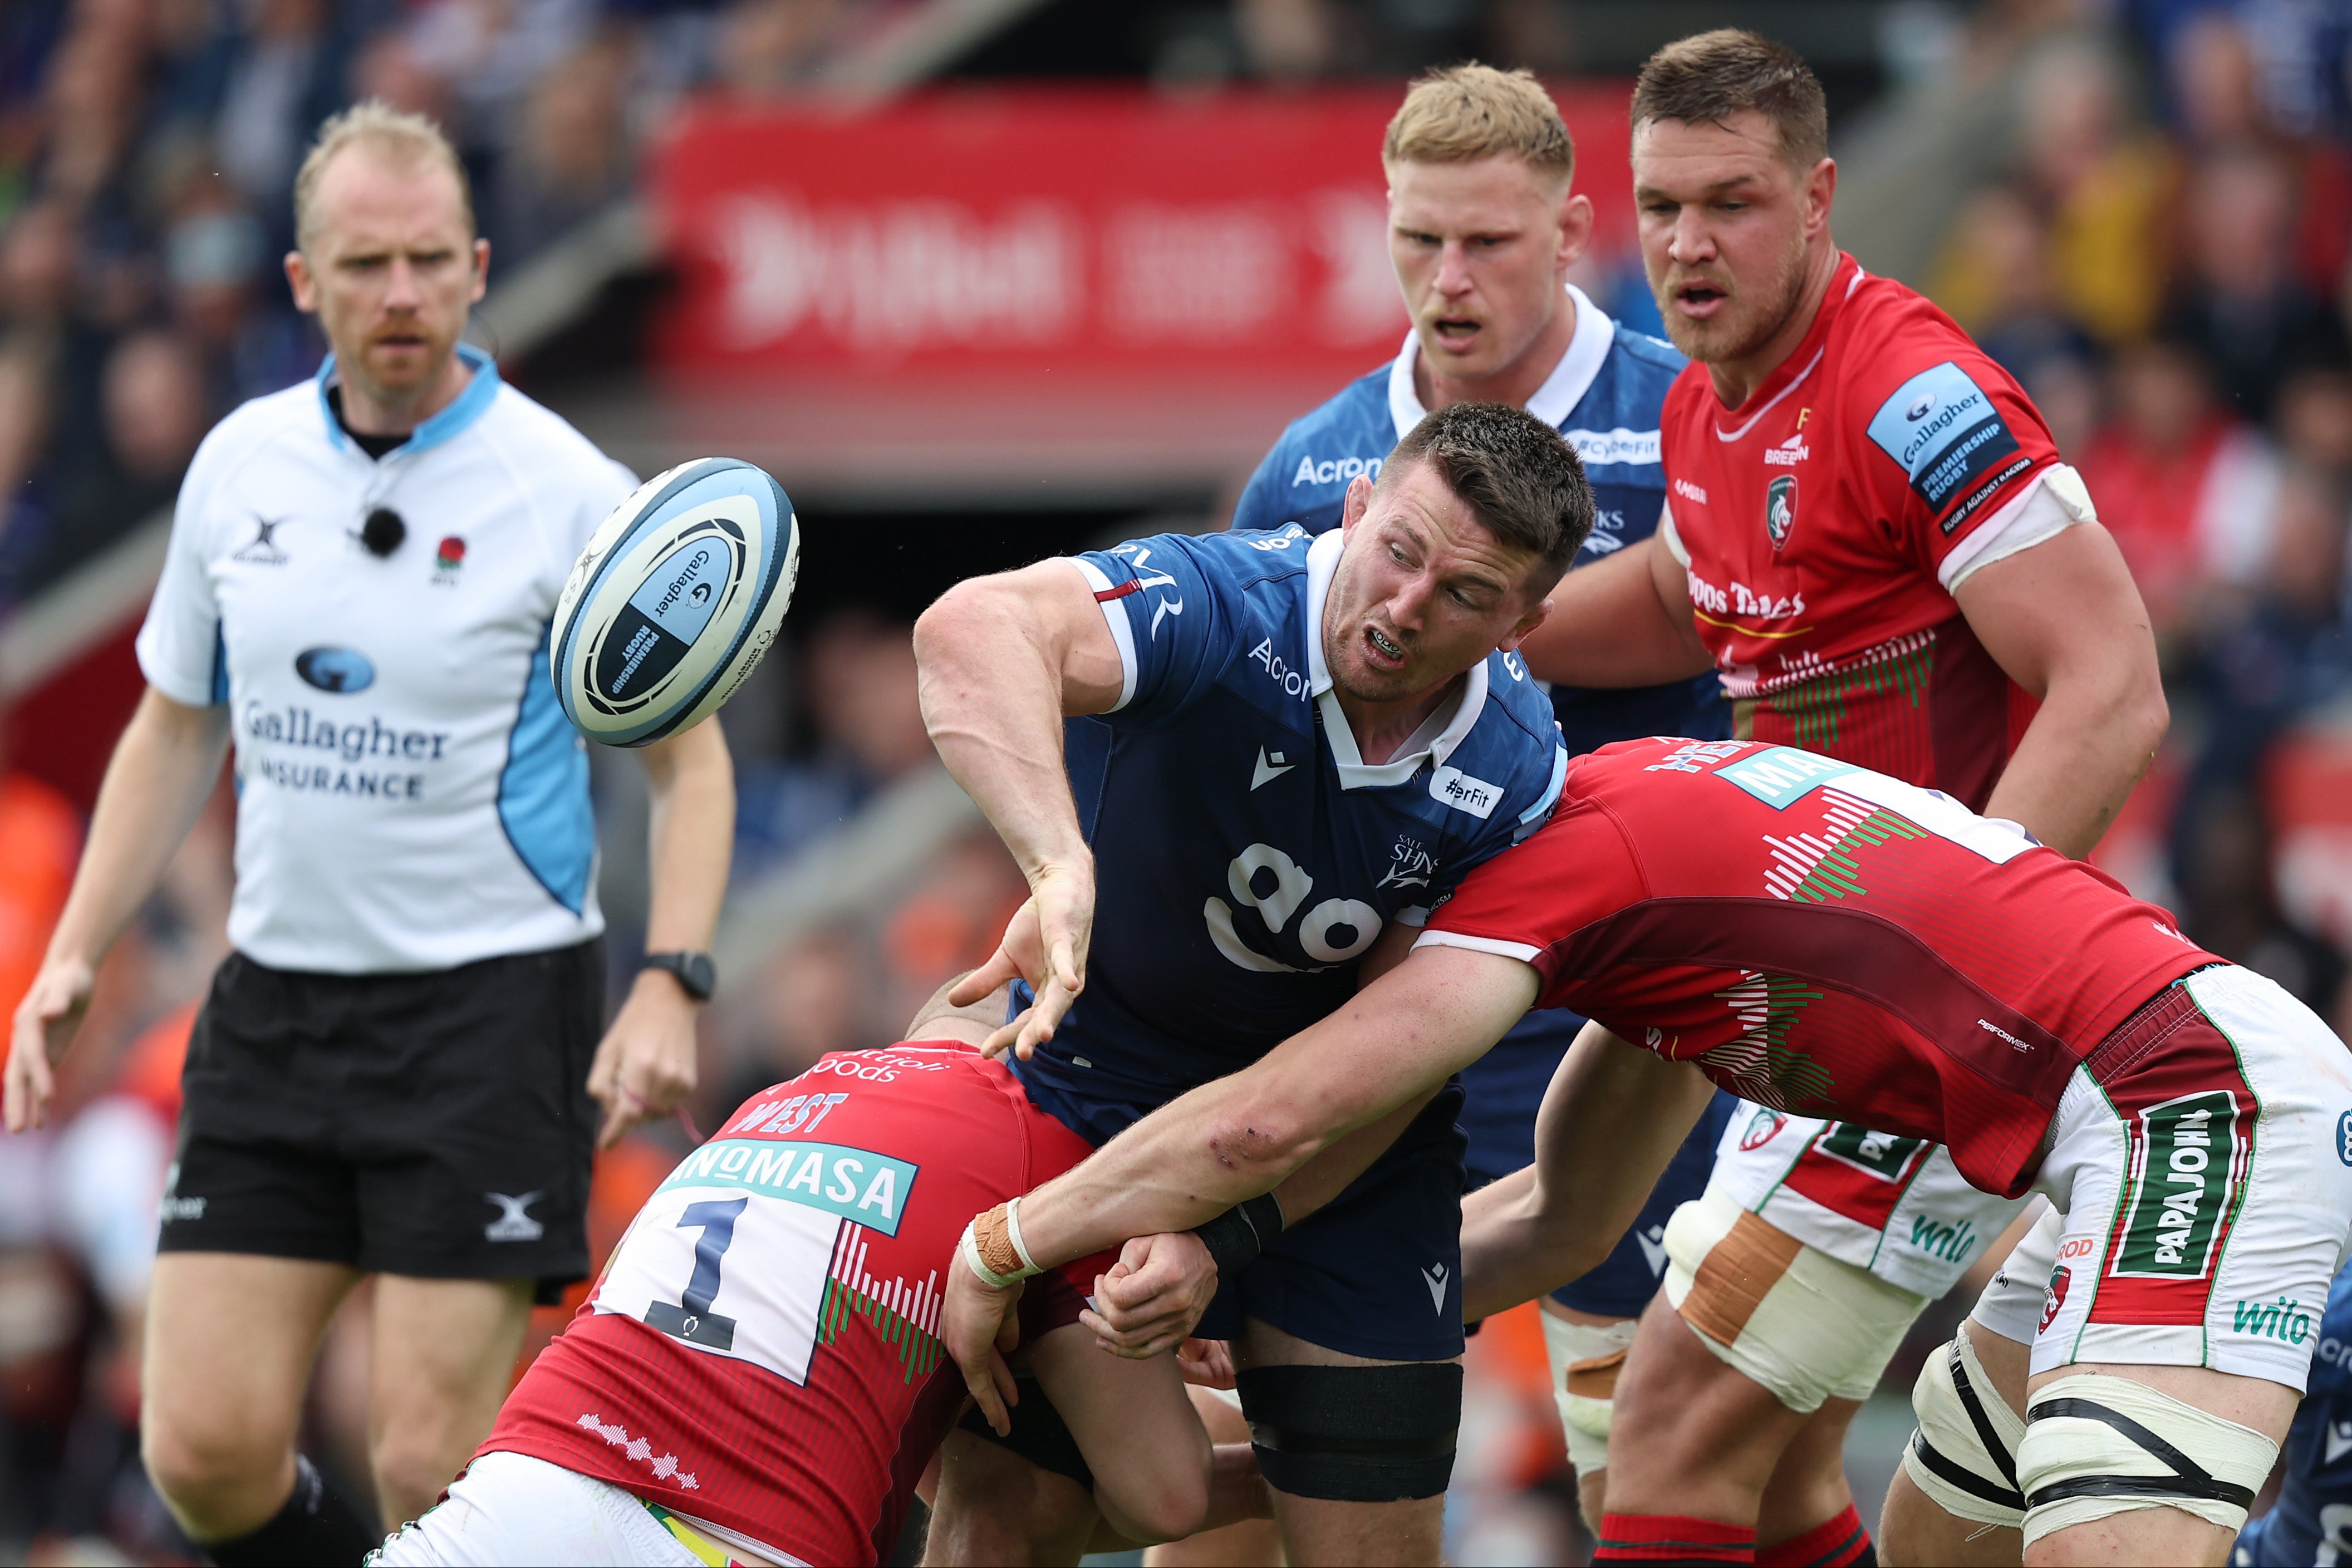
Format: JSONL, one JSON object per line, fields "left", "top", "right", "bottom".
{"left": 1867, "top": 362, "right": 2029, "bottom": 532}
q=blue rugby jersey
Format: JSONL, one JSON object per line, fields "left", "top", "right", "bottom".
{"left": 1230, "top": 287, "right": 1730, "bottom": 1195}
{"left": 2236, "top": 1263, "right": 2352, "bottom": 1565}
{"left": 1009, "top": 524, "right": 1566, "bottom": 1146}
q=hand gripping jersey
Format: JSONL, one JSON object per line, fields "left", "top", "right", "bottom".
{"left": 479, "top": 1044, "right": 1105, "bottom": 1567}
{"left": 1229, "top": 284, "right": 1724, "bottom": 757}
{"left": 1014, "top": 524, "right": 1565, "bottom": 1142}
{"left": 1658, "top": 254, "right": 2091, "bottom": 807}
{"left": 1417, "top": 738, "right": 2215, "bottom": 1197}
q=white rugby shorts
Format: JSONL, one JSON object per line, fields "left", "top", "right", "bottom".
{"left": 1976, "top": 965, "right": 2352, "bottom": 1390}
{"left": 1708, "top": 1104, "right": 2032, "bottom": 1297}
{"left": 369, "top": 1451, "right": 807, "bottom": 1567}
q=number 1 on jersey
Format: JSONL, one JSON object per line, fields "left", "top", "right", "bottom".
{"left": 645, "top": 1196, "right": 745, "bottom": 1350}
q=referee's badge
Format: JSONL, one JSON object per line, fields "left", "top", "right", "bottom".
{"left": 433, "top": 534, "right": 465, "bottom": 586}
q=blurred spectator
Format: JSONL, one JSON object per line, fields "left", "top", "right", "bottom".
{"left": 1236, "top": 0, "right": 1341, "bottom": 83}
{"left": 43, "top": 329, "right": 205, "bottom": 582}
{"left": 2174, "top": 787, "right": 2349, "bottom": 1028}
{"left": 494, "top": 35, "right": 634, "bottom": 265}
{"left": 710, "top": 0, "right": 850, "bottom": 99}
{"left": 2077, "top": 332, "right": 2282, "bottom": 636}
{"left": 1929, "top": 183, "right": 2100, "bottom": 404}
{"left": 2166, "top": 141, "right": 2348, "bottom": 422}
{"left": 876, "top": 828, "right": 1025, "bottom": 1033}
{"left": 2279, "top": 366, "right": 2352, "bottom": 479}
{"left": 163, "top": 199, "right": 313, "bottom": 406}
{"left": 718, "top": 926, "right": 873, "bottom": 1114}
{"left": 734, "top": 611, "right": 932, "bottom": 875}
{"left": 2017, "top": 36, "right": 2175, "bottom": 345}
{"left": 214, "top": 0, "right": 339, "bottom": 220}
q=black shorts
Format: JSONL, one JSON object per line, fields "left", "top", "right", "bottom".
{"left": 158, "top": 941, "right": 604, "bottom": 1299}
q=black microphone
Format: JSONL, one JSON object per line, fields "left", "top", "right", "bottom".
{"left": 361, "top": 507, "right": 406, "bottom": 557}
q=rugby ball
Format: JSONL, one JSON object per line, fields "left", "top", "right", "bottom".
{"left": 551, "top": 457, "right": 799, "bottom": 747}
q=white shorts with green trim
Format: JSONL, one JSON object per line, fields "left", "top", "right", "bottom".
{"left": 1708, "top": 1104, "right": 2032, "bottom": 1298}
{"left": 2026, "top": 965, "right": 2352, "bottom": 1392}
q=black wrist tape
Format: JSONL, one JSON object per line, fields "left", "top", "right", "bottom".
{"left": 1192, "top": 1191, "right": 1285, "bottom": 1280}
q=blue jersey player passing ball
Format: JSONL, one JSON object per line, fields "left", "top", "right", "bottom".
{"left": 912, "top": 400, "right": 1588, "bottom": 1565}
{"left": 1227, "top": 63, "right": 1731, "bottom": 1532}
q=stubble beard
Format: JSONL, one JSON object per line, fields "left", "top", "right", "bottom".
{"left": 1657, "top": 227, "right": 1811, "bottom": 367}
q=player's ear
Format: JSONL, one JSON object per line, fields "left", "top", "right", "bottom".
{"left": 285, "top": 249, "right": 316, "bottom": 313}
{"left": 1803, "top": 157, "right": 1837, "bottom": 235}
{"left": 1339, "top": 473, "right": 1377, "bottom": 536}
{"left": 1498, "top": 594, "right": 1554, "bottom": 652}
{"left": 1557, "top": 191, "right": 1593, "bottom": 272}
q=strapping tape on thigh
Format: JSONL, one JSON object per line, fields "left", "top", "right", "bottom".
{"left": 1236, "top": 1363, "right": 1462, "bottom": 1503}
{"left": 1540, "top": 1313, "right": 1637, "bottom": 1479}
{"left": 1903, "top": 1334, "right": 2026, "bottom": 1528}
{"left": 2015, "top": 1374, "right": 2277, "bottom": 1549}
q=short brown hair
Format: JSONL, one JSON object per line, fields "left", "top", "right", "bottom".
{"left": 293, "top": 100, "right": 475, "bottom": 251}
{"left": 1384, "top": 63, "right": 1574, "bottom": 185}
{"left": 1382, "top": 402, "right": 1593, "bottom": 582}
{"left": 1632, "top": 30, "right": 1828, "bottom": 169}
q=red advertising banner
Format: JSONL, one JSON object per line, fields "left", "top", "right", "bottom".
{"left": 649, "top": 85, "right": 1637, "bottom": 381}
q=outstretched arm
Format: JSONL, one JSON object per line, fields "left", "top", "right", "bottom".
{"left": 1460, "top": 1023, "right": 1717, "bottom": 1319}
{"left": 1515, "top": 532, "right": 1712, "bottom": 687}
{"left": 914, "top": 562, "right": 1127, "bottom": 1056}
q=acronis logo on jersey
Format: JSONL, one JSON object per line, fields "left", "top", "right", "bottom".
{"left": 1867, "top": 361, "right": 2022, "bottom": 517}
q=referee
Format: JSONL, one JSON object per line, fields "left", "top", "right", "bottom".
{"left": 4, "top": 105, "right": 733, "bottom": 1564}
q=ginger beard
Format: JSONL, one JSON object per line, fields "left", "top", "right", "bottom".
{"left": 1649, "top": 212, "right": 1810, "bottom": 367}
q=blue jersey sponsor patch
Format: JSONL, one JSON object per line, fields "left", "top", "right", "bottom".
{"left": 1867, "top": 361, "right": 2022, "bottom": 517}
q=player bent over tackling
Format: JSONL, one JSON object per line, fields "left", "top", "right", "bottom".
{"left": 369, "top": 984, "right": 1408, "bottom": 1567}
{"left": 941, "top": 737, "right": 2352, "bottom": 1567}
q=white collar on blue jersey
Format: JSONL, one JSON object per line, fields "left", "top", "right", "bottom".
{"left": 1302, "top": 528, "right": 1491, "bottom": 789}
{"left": 315, "top": 341, "right": 503, "bottom": 459}
{"left": 1387, "top": 282, "right": 1614, "bottom": 443}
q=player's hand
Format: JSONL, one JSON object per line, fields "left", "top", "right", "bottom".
{"left": 1082, "top": 1231, "right": 1219, "bottom": 1359}
{"left": 586, "top": 970, "right": 701, "bottom": 1150}
{"left": 6, "top": 954, "right": 94, "bottom": 1134}
{"left": 950, "top": 858, "right": 1094, "bottom": 1059}
{"left": 1177, "top": 1338, "right": 1236, "bottom": 1389}
{"left": 942, "top": 1254, "right": 1025, "bottom": 1437}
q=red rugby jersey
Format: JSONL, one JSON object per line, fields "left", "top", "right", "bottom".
{"left": 1420, "top": 738, "right": 2213, "bottom": 1196}
{"left": 480, "top": 1043, "right": 1104, "bottom": 1567}
{"left": 1661, "top": 254, "right": 2063, "bottom": 805}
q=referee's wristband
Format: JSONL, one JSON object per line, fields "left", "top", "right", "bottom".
{"left": 1192, "top": 1192, "right": 1285, "bottom": 1280}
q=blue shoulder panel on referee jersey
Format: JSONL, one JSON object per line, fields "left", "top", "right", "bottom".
{"left": 1011, "top": 526, "right": 1564, "bottom": 1145}
{"left": 498, "top": 625, "right": 596, "bottom": 913}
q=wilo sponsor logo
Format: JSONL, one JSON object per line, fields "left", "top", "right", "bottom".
{"left": 2111, "top": 1090, "right": 2244, "bottom": 1279}
{"left": 2234, "top": 1295, "right": 2315, "bottom": 1345}
{"left": 1908, "top": 1213, "right": 1978, "bottom": 1265}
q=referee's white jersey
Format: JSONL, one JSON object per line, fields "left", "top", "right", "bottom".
{"left": 135, "top": 345, "right": 636, "bottom": 975}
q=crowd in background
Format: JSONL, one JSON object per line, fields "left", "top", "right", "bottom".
{"left": 0, "top": 0, "right": 2347, "bottom": 1561}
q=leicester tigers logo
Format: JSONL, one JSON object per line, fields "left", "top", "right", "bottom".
{"left": 1765, "top": 475, "right": 1798, "bottom": 550}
